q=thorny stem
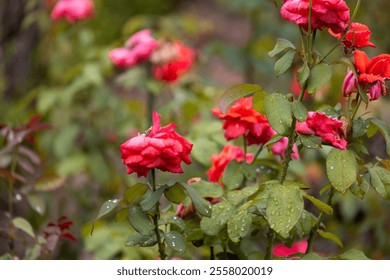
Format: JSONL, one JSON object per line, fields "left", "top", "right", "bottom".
{"left": 305, "top": 188, "right": 335, "bottom": 254}
{"left": 264, "top": 229, "right": 275, "bottom": 260}
{"left": 8, "top": 145, "right": 19, "bottom": 253}
{"left": 150, "top": 169, "right": 166, "bottom": 260}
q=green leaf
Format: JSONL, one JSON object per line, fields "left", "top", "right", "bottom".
{"left": 190, "top": 180, "right": 223, "bottom": 198}
{"left": 12, "top": 217, "right": 35, "bottom": 238}
{"left": 264, "top": 93, "right": 293, "bottom": 136}
{"left": 326, "top": 149, "right": 357, "bottom": 194}
{"left": 350, "top": 173, "right": 370, "bottom": 199}
{"left": 252, "top": 90, "right": 268, "bottom": 114}
{"left": 124, "top": 183, "right": 149, "bottom": 204}
{"left": 182, "top": 184, "right": 212, "bottom": 217}
{"left": 291, "top": 100, "right": 308, "bottom": 122}
{"left": 297, "top": 62, "right": 310, "bottom": 87}
{"left": 222, "top": 161, "right": 245, "bottom": 190}
{"left": 140, "top": 185, "right": 168, "bottom": 212}
{"left": 200, "top": 201, "right": 235, "bottom": 235}
{"left": 165, "top": 231, "right": 186, "bottom": 253}
{"left": 227, "top": 185, "right": 259, "bottom": 205}
{"left": 318, "top": 230, "right": 343, "bottom": 247}
{"left": 27, "top": 194, "right": 45, "bottom": 215}
{"left": 126, "top": 232, "right": 157, "bottom": 247}
{"left": 303, "top": 194, "right": 333, "bottom": 215}
{"left": 295, "top": 211, "right": 316, "bottom": 237}
{"left": 299, "top": 135, "right": 322, "bottom": 149}
{"left": 128, "top": 206, "right": 154, "bottom": 236}
{"left": 301, "top": 253, "right": 326, "bottom": 260}
{"left": 352, "top": 118, "right": 370, "bottom": 139}
{"left": 268, "top": 38, "right": 296, "bottom": 58}
{"left": 115, "top": 208, "right": 128, "bottom": 223}
{"left": 369, "top": 118, "right": 390, "bottom": 156}
{"left": 218, "top": 84, "right": 263, "bottom": 113}
{"left": 307, "top": 63, "right": 332, "bottom": 95}
{"left": 266, "top": 181, "right": 304, "bottom": 238}
{"left": 368, "top": 166, "right": 390, "bottom": 200}
{"left": 339, "top": 249, "right": 370, "bottom": 260}
{"left": 274, "top": 50, "right": 296, "bottom": 77}
{"left": 164, "top": 183, "right": 187, "bottom": 204}
{"left": 227, "top": 205, "right": 253, "bottom": 242}
{"left": 96, "top": 198, "right": 122, "bottom": 220}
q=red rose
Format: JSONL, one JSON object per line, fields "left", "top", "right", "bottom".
{"left": 212, "top": 97, "right": 275, "bottom": 146}
{"left": 153, "top": 42, "right": 196, "bottom": 83}
{"left": 51, "top": 0, "right": 94, "bottom": 23}
{"left": 296, "top": 111, "right": 348, "bottom": 150}
{"left": 207, "top": 145, "right": 253, "bottom": 183}
{"left": 272, "top": 240, "right": 308, "bottom": 257}
{"left": 329, "top": 22, "right": 376, "bottom": 49}
{"left": 120, "top": 111, "right": 193, "bottom": 177}
{"left": 109, "top": 29, "right": 157, "bottom": 69}
{"left": 280, "top": 0, "right": 350, "bottom": 33}
{"left": 354, "top": 50, "right": 390, "bottom": 100}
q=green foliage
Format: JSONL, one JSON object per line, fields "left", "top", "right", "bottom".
{"left": 307, "top": 63, "right": 332, "bottom": 95}
{"left": 218, "top": 84, "right": 263, "bottom": 113}
{"left": 264, "top": 93, "right": 293, "bottom": 136}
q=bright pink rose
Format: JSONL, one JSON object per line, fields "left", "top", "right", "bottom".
{"left": 342, "top": 71, "right": 358, "bottom": 97}
{"left": 272, "top": 137, "right": 300, "bottom": 160}
{"left": 108, "top": 48, "right": 137, "bottom": 69}
{"left": 109, "top": 29, "right": 157, "bottom": 69}
{"left": 329, "top": 22, "right": 376, "bottom": 49}
{"left": 353, "top": 50, "right": 390, "bottom": 100}
{"left": 207, "top": 145, "right": 254, "bottom": 183}
{"left": 272, "top": 240, "right": 308, "bottom": 257}
{"left": 120, "top": 111, "right": 193, "bottom": 177}
{"left": 212, "top": 97, "right": 275, "bottom": 146}
{"left": 296, "top": 111, "right": 348, "bottom": 150}
{"left": 280, "top": 0, "right": 350, "bottom": 33}
{"left": 51, "top": 0, "right": 94, "bottom": 23}
{"left": 153, "top": 42, "right": 196, "bottom": 83}
{"left": 124, "top": 29, "right": 158, "bottom": 63}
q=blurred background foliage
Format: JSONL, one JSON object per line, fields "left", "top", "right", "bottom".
{"left": 0, "top": 0, "right": 389, "bottom": 259}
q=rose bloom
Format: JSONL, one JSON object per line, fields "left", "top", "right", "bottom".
{"left": 207, "top": 145, "right": 254, "bottom": 183}
{"left": 296, "top": 111, "right": 348, "bottom": 150}
{"left": 329, "top": 22, "right": 376, "bottom": 49}
{"left": 353, "top": 50, "right": 390, "bottom": 100}
{"left": 271, "top": 137, "right": 300, "bottom": 160}
{"left": 342, "top": 71, "right": 358, "bottom": 97}
{"left": 51, "top": 0, "right": 94, "bottom": 23}
{"left": 153, "top": 41, "right": 196, "bottom": 83}
{"left": 120, "top": 111, "right": 193, "bottom": 177}
{"left": 272, "top": 240, "right": 308, "bottom": 257}
{"left": 280, "top": 0, "right": 350, "bottom": 33}
{"left": 212, "top": 97, "right": 275, "bottom": 146}
{"left": 109, "top": 29, "right": 157, "bottom": 69}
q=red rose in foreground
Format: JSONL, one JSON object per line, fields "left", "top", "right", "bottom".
{"left": 272, "top": 240, "right": 308, "bottom": 257}
{"left": 120, "top": 111, "right": 193, "bottom": 177}
{"left": 296, "top": 112, "right": 348, "bottom": 150}
{"left": 329, "top": 22, "right": 375, "bottom": 49}
{"left": 207, "top": 145, "right": 254, "bottom": 183}
{"left": 153, "top": 41, "right": 196, "bottom": 83}
{"left": 51, "top": 0, "right": 94, "bottom": 23}
{"left": 212, "top": 97, "right": 275, "bottom": 146}
{"left": 354, "top": 50, "right": 390, "bottom": 100}
{"left": 109, "top": 29, "right": 157, "bottom": 69}
{"left": 280, "top": 0, "right": 350, "bottom": 33}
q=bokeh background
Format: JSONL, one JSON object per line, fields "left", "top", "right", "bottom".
{"left": 1, "top": 0, "right": 390, "bottom": 259}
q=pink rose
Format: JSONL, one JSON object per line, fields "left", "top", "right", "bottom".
{"left": 272, "top": 240, "right": 308, "bottom": 257}
{"left": 271, "top": 137, "right": 300, "bottom": 160}
{"left": 296, "top": 111, "right": 348, "bottom": 150}
{"left": 280, "top": 0, "right": 350, "bottom": 33}
{"left": 342, "top": 71, "right": 358, "bottom": 97}
{"left": 108, "top": 48, "right": 137, "bottom": 69}
{"left": 51, "top": 0, "right": 94, "bottom": 23}
{"left": 120, "top": 111, "right": 193, "bottom": 177}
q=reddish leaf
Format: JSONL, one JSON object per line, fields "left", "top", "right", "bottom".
{"left": 61, "top": 233, "right": 77, "bottom": 242}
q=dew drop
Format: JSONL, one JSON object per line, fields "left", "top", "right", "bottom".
{"left": 330, "top": 166, "right": 334, "bottom": 170}
{"left": 15, "top": 194, "right": 22, "bottom": 201}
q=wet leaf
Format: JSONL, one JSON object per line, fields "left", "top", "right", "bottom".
{"left": 126, "top": 232, "right": 157, "bottom": 247}
{"left": 368, "top": 166, "right": 390, "bottom": 200}
{"left": 124, "top": 183, "right": 149, "bottom": 204}
{"left": 297, "top": 62, "right": 310, "bottom": 87}
{"left": 218, "top": 84, "right": 263, "bottom": 113}
{"left": 292, "top": 100, "right": 308, "bottom": 122}
{"left": 227, "top": 202, "right": 253, "bottom": 242}
{"left": 274, "top": 50, "right": 296, "bottom": 77}
{"left": 190, "top": 180, "right": 223, "bottom": 198}
{"left": 165, "top": 231, "right": 186, "bottom": 253}
{"left": 96, "top": 198, "right": 122, "bottom": 220}
{"left": 264, "top": 93, "right": 293, "bottom": 136}
{"left": 339, "top": 249, "right": 370, "bottom": 260}
{"left": 200, "top": 201, "right": 235, "bottom": 235}
{"left": 164, "top": 183, "right": 187, "bottom": 204}
{"left": 318, "top": 230, "right": 343, "bottom": 247}
{"left": 140, "top": 185, "right": 168, "bottom": 212}
{"left": 369, "top": 118, "right": 390, "bottom": 156}
{"left": 128, "top": 206, "right": 154, "bottom": 236}
{"left": 303, "top": 194, "right": 333, "bottom": 215}
{"left": 182, "top": 183, "right": 212, "bottom": 217}
{"left": 307, "top": 63, "right": 332, "bottom": 95}
{"left": 326, "top": 149, "right": 357, "bottom": 194}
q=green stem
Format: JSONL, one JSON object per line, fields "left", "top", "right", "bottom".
{"left": 8, "top": 145, "right": 19, "bottom": 254}
{"left": 145, "top": 63, "right": 155, "bottom": 129}
{"left": 320, "top": 0, "right": 361, "bottom": 63}
{"left": 264, "top": 229, "right": 275, "bottom": 260}
{"left": 243, "top": 135, "right": 247, "bottom": 157}
{"left": 305, "top": 188, "right": 335, "bottom": 254}
{"left": 252, "top": 144, "right": 264, "bottom": 163}
{"left": 307, "top": 0, "right": 313, "bottom": 62}
{"left": 210, "top": 246, "right": 215, "bottom": 260}
{"left": 150, "top": 169, "right": 166, "bottom": 260}
{"left": 350, "top": 96, "right": 363, "bottom": 122}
